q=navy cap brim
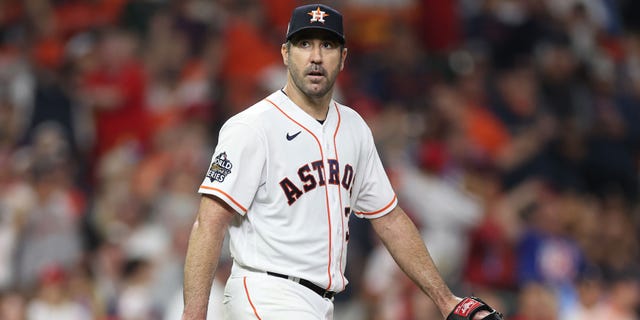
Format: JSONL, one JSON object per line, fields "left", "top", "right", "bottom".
{"left": 286, "top": 26, "right": 345, "bottom": 44}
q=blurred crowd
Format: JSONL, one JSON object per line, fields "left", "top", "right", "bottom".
{"left": 0, "top": 0, "right": 639, "bottom": 319}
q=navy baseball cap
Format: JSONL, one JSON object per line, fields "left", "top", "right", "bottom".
{"left": 286, "top": 4, "right": 345, "bottom": 44}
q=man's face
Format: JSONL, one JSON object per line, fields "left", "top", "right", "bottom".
{"left": 282, "top": 30, "right": 347, "bottom": 99}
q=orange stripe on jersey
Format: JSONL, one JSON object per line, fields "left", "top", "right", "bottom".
{"left": 243, "top": 277, "right": 263, "bottom": 320}
{"left": 199, "top": 185, "right": 247, "bottom": 213}
{"left": 331, "top": 102, "right": 347, "bottom": 291}
{"left": 265, "top": 98, "right": 334, "bottom": 291}
{"left": 358, "top": 194, "right": 398, "bottom": 216}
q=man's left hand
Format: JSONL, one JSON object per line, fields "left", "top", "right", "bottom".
{"left": 446, "top": 296, "right": 503, "bottom": 320}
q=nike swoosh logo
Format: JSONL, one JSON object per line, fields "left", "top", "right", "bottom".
{"left": 286, "top": 131, "right": 302, "bottom": 141}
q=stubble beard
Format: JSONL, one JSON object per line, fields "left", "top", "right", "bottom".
{"left": 288, "top": 60, "right": 338, "bottom": 99}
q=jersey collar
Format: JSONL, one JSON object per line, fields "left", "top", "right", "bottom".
{"left": 270, "top": 90, "right": 337, "bottom": 131}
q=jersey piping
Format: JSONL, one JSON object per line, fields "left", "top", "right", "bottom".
{"left": 357, "top": 195, "right": 398, "bottom": 216}
{"left": 330, "top": 102, "right": 347, "bottom": 291}
{"left": 199, "top": 185, "right": 248, "bottom": 213}
{"left": 265, "top": 98, "right": 335, "bottom": 291}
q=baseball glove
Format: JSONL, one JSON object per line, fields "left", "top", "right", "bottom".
{"left": 446, "top": 296, "right": 503, "bottom": 320}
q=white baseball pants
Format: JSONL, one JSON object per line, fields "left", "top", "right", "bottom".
{"left": 223, "top": 269, "right": 334, "bottom": 320}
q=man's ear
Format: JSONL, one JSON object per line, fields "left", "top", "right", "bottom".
{"left": 281, "top": 43, "right": 289, "bottom": 66}
{"left": 339, "top": 47, "right": 348, "bottom": 71}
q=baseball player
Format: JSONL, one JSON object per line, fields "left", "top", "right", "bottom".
{"left": 182, "top": 4, "right": 503, "bottom": 320}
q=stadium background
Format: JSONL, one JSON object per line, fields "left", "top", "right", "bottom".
{"left": 0, "top": 0, "right": 639, "bottom": 319}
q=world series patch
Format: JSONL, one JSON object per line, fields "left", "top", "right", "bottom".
{"left": 207, "top": 152, "right": 233, "bottom": 182}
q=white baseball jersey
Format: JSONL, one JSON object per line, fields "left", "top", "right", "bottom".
{"left": 199, "top": 90, "right": 397, "bottom": 293}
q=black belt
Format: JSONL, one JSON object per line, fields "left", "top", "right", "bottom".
{"left": 267, "top": 272, "right": 336, "bottom": 299}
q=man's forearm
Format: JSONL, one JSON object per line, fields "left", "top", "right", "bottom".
{"left": 183, "top": 196, "right": 234, "bottom": 319}
{"left": 370, "top": 207, "right": 459, "bottom": 317}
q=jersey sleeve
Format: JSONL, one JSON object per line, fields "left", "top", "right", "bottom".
{"left": 198, "top": 121, "right": 266, "bottom": 215}
{"left": 352, "top": 126, "right": 398, "bottom": 219}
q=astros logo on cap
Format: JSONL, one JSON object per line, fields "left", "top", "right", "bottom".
{"left": 308, "top": 7, "right": 329, "bottom": 23}
{"left": 286, "top": 4, "right": 345, "bottom": 44}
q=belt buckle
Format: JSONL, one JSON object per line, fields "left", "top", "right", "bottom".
{"left": 322, "top": 291, "right": 334, "bottom": 299}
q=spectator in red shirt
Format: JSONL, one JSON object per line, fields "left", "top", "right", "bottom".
{"left": 80, "top": 28, "right": 150, "bottom": 160}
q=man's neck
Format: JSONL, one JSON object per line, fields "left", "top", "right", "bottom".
{"left": 282, "top": 85, "right": 331, "bottom": 121}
